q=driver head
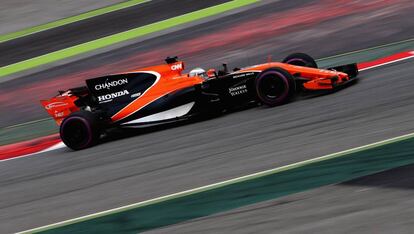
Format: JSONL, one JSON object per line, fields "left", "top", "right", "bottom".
{"left": 189, "top": 67, "right": 207, "bottom": 79}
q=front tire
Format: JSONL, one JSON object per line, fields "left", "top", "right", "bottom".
{"left": 283, "top": 53, "right": 318, "bottom": 68}
{"left": 255, "top": 67, "right": 296, "bottom": 106}
{"left": 60, "top": 111, "right": 101, "bottom": 150}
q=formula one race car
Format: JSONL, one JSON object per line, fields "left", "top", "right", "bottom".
{"left": 41, "top": 53, "right": 358, "bottom": 150}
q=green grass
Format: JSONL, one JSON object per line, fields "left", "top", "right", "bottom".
{"left": 0, "top": 0, "right": 259, "bottom": 78}
{"left": 0, "top": 0, "right": 150, "bottom": 43}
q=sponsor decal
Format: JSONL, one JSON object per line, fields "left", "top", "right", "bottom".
{"left": 95, "top": 78, "right": 128, "bottom": 90}
{"left": 98, "top": 90, "right": 129, "bottom": 103}
{"left": 171, "top": 63, "right": 183, "bottom": 71}
{"left": 318, "top": 69, "right": 337, "bottom": 74}
{"left": 45, "top": 102, "right": 68, "bottom": 110}
{"left": 229, "top": 85, "right": 248, "bottom": 96}
{"left": 232, "top": 72, "right": 254, "bottom": 79}
{"left": 54, "top": 111, "right": 65, "bottom": 118}
{"left": 131, "top": 92, "right": 142, "bottom": 98}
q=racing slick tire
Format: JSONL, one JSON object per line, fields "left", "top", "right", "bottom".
{"left": 255, "top": 67, "right": 296, "bottom": 107}
{"left": 283, "top": 53, "right": 318, "bottom": 68}
{"left": 60, "top": 111, "right": 101, "bottom": 150}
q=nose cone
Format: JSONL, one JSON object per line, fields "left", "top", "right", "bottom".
{"left": 337, "top": 71, "right": 350, "bottom": 82}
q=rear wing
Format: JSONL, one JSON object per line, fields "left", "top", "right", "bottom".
{"left": 40, "top": 95, "right": 80, "bottom": 126}
{"left": 40, "top": 87, "right": 89, "bottom": 125}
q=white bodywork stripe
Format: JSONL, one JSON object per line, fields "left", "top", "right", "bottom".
{"left": 122, "top": 102, "right": 195, "bottom": 124}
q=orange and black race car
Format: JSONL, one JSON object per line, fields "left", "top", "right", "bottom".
{"left": 41, "top": 53, "right": 358, "bottom": 150}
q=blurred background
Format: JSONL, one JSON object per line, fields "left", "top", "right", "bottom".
{"left": 1, "top": 0, "right": 414, "bottom": 233}
{"left": 1, "top": 0, "right": 413, "bottom": 127}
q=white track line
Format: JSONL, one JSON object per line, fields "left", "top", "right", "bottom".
{"left": 359, "top": 53, "right": 414, "bottom": 72}
{"left": 0, "top": 142, "right": 66, "bottom": 162}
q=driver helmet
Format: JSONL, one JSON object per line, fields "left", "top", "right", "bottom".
{"left": 189, "top": 67, "right": 207, "bottom": 79}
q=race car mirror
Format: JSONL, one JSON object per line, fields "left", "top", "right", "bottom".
{"left": 222, "top": 63, "right": 229, "bottom": 73}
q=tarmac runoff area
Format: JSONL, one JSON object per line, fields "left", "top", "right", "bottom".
{"left": 0, "top": 0, "right": 258, "bottom": 77}
{"left": 15, "top": 112, "right": 414, "bottom": 233}
{"left": 0, "top": 0, "right": 126, "bottom": 37}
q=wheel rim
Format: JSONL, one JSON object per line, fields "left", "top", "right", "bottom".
{"left": 257, "top": 71, "right": 289, "bottom": 102}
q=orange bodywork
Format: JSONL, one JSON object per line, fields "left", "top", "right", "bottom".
{"left": 111, "top": 61, "right": 204, "bottom": 121}
{"left": 238, "top": 62, "right": 350, "bottom": 90}
{"left": 40, "top": 59, "right": 352, "bottom": 126}
{"left": 40, "top": 94, "right": 80, "bottom": 125}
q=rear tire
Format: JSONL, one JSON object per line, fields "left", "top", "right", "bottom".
{"left": 255, "top": 67, "right": 296, "bottom": 106}
{"left": 283, "top": 53, "right": 317, "bottom": 68}
{"left": 60, "top": 111, "right": 101, "bottom": 150}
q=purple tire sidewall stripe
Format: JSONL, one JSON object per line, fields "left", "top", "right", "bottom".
{"left": 256, "top": 70, "right": 289, "bottom": 102}
{"left": 60, "top": 116, "right": 93, "bottom": 148}
{"left": 285, "top": 58, "right": 307, "bottom": 65}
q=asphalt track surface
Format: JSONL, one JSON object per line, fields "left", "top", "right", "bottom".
{"left": 1, "top": 0, "right": 414, "bottom": 233}
{"left": 2, "top": 60, "right": 414, "bottom": 233}
{"left": 3, "top": 58, "right": 414, "bottom": 234}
